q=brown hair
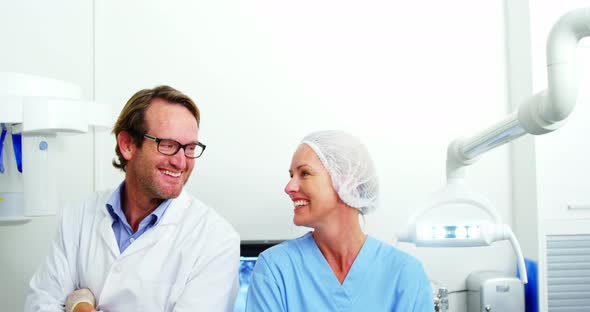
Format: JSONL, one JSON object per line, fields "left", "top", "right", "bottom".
{"left": 112, "top": 85, "right": 200, "bottom": 171}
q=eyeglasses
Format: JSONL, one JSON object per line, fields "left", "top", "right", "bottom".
{"left": 143, "top": 134, "right": 206, "bottom": 158}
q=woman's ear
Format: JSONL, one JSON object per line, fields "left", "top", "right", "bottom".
{"left": 117, "top": 131, "right": 136, "bottom": 161}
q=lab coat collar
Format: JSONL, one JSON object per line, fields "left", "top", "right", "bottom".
{"left": 156, "top": 190, "right": 190, "bottom": 226}
{"left": 99, "top": 213, "right": 120, "bottom": 258}
{"left": 98, "top": 189, "right": 191, "bottom": 258}
{"left": 100, "top": 189, "right": 190, "bottom": 224}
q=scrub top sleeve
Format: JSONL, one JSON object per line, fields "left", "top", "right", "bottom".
{"left": 173, "top": 232, "right": 240, "bottom": 312}
{"left": 393, "top": 261, "right": 434, "bottom": 312}
{"left": 412, "top": 280, "right": 435, "bottom": 312}
{"left": 245, "top": 256, "right": 285, "bottom": 312}
{"left": 24, "top": 203, "right": 80, "bottom": 311}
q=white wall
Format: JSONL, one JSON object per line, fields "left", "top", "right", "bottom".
{"left": 94, "top": 1, "right": 514, "bottom": 311}
{"left": 0, "top": 0, "right": 95, "bottom": 310}
{"left": 0, "top": 0, "right": 537, "bottom": 311}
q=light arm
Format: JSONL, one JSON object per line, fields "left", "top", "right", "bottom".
{"left": 508, "top": 227, "right": 528, "bottom": 284}
{"left": 448, "top": 7, "right": 590, "bottom": 178}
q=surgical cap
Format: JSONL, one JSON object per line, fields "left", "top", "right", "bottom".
{"left": 301, "top": 130, "right": 379, "bottom": 214}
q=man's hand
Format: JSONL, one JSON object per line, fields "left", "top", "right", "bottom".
{"left": 65, "top": 288, "right": 96, "bottom": 312}
{"left": 70, "top": 302, "right": 95, "bottom": 312}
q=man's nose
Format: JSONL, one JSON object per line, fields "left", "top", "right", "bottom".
{"left": 169, "top": 148, "right": 187, "bottom": 168}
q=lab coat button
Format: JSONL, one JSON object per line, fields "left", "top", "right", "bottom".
{"left": 129, "top": 237, "right": 135, "bottom": 243}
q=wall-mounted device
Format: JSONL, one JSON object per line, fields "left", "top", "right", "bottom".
{"left": 0, "top": 72, "right": 110, "bottom": 221}
{"left": 467, "top": 271, "right": 524, "bottom": 312}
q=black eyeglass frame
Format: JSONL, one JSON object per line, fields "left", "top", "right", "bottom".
{"left": 143, "top": 134, "right": 206, "bottom": 158}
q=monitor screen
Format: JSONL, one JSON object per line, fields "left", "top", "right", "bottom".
{"left": 234, "top": 240, "right": 282, "bottom": 312}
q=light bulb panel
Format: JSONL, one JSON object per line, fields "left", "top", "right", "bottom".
{"left": 412, "top": 222, "right": 497, "bottom": 247}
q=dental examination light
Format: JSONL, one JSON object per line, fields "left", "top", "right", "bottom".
{"left": 397, "top": 177, "right": 529, "bottom": 284}
{"left": 397, "top": 7, "right": 590, "bottom": 285}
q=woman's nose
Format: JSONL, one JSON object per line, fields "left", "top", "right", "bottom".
{"left": 284, "top": 178, "right": 298, "bottom": 195}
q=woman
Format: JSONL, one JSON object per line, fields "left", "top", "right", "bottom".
{"left": 245, "top": 130, "right": 433, "bottom": 311}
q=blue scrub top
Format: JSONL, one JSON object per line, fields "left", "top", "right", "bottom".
{"left": 246, "top": 232, "right": 433, "bottom": 312}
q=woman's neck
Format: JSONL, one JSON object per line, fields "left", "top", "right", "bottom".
{"left": 312, "top": 209, "right": 366, "bottom": 284}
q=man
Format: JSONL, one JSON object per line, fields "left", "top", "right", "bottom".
{"left": 25, "top": 86, "right": 240, "bottom": 312}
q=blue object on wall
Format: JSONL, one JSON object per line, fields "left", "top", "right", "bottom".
{"left": 518, "top": 258, "right": 538, "bottom": 312}
{"left": 39, "top": 141, "right": 48, "bottom": 151}
{"left": 12, "top": 133, "right": 22, "bottom": 173}
{"left": 0, "top": 123, "right": 7, "bottom": 173}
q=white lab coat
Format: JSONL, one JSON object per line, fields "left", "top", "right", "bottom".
{"left": 24, "top": 189, "right": 240, "bottom": 312}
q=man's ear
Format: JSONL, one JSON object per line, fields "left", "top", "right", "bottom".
{"left": 117, "top": 131, "right": 136, "bottom": 161}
